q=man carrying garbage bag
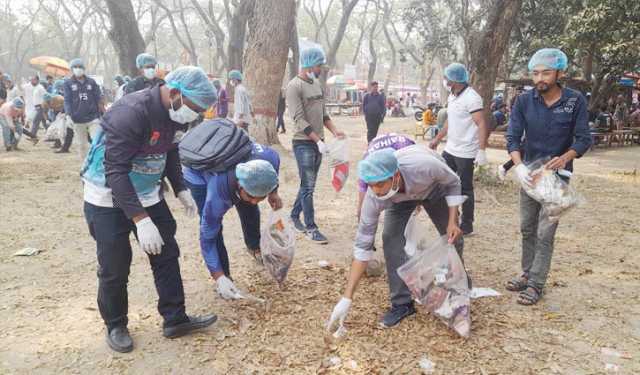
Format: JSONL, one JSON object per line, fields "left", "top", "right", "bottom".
{"left": 182, "top": 139, "right": 282, "bottom": 300}
{"left": 505, "top": 48, "right": 591, "bottom": 305}
{"left": 81, "top": 66, "right": 218, "bottom": 353}
{"left": 327, "top": 146, "right": 467, "bottom": 329}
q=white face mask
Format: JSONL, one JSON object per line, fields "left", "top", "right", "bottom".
{"left": 143, "top": 68, "right": 156, "bottom": 80}
{"left": 306, "top": 71, "right": 316, "bottom": 80}
{"left": 443, "top": 79, "right": 451, "bottom": 93}
{"left": 169, "top": 94, "right": 199, "bottom": 124}
{"left": 376, "top": 175, "right": 399, "bottom": 200}
{"left": 73, "top": 68, "right": 84, "bottom": 77}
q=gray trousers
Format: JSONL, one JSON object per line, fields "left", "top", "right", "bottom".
{"left": 520, "top": 189, "right": 559, "bottom": 289}
{"left": 383, "top": 198, "right": 464, "bottom": 307}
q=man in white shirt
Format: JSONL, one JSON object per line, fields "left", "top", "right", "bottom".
{"left": 228, "top": 70, "right": 252, "bottom": 131}
{"left": 21, "top": 76, "right": 37, "bottom": 127}
{"left": 31, "top": 76, "right": 48, "bottom": 137}
{"left": 429, "top": 63, "right": 489, "bottom": 236}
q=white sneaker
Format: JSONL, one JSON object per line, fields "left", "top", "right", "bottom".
{"left": 497, "top": 165, "right": 507, "bottom": 181}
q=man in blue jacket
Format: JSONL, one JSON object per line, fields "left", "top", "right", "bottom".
{"left": 63, "top": 58, "right": 105, "bottom": 159}
{"left": 183, "top": 139, "right": 282, "bottom": 300}
{"left": 505, "top": 48, "right": 592, "bottom": 305}
{"left": 81, "top": 66, "right": 218, "bottom": 353}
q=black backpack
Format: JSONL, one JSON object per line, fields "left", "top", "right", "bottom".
{"left": 179, "top": 118, "right": 253, "bottom": 172}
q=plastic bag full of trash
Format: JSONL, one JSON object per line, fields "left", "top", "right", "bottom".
{"left": 260, "top": 210, "right": 295, "bottom": 286}
{"left": 326, "top": 138, "right": 350, "bottom": 192}
{"left": 397, "top": 235, "right": 471, "bottom": 338}
{"left": 517, "top": 158, "right": 585, "bottom": 222}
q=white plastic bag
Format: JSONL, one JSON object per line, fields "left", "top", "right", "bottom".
{"left": 44, "top": 115, "right": 66, "bottom": 141}
{"left": 519, "top": 159, "right": 585, "bottom": 222}
{"left": 397, "top": 235, "right": 471, "bottom": 338}
{"left": 260, "top": 210, "right": 295, "bottom": 287}
{"left": 403, "top": 211, "right": 429, "bottom": 257}
{"left": 326, "top": 138, "right": 350, "bottom": 192}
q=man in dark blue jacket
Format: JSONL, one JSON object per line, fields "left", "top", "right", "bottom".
{"left": 81, "top": 66, "right": 218, "bottom": 353}
{"left": 505, "top": 48, "right": 592, "bottom": 306}
{"left": 62, "top": 58, "right": 105, "bottom": 158}
{"left": 362, "top": 81, "right": 386, "bottom": 142}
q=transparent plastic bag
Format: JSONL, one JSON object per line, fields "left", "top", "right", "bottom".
{"left": 44, "top": 116, "right": 66, "bottom": 141}
{"left": 326, "top": 138, "right": 350, "bottom": 192}
{"left": 260, "top": 210, "right": 295, "bottom": 287}
{"left": 397, "top": 235, "right": 471, "bottom": 338}
{"left": 403, "top": 211, "right": 429, "bottom": 257}
{"left": 519, "top": 159, "right": 586, "bottom": 222}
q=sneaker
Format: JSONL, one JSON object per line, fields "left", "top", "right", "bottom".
{"left": 307, "top": 229, "right": 328, "bottom": 244}
{"left": 461, "top": 224, "right": 474, "bottom": 237}
{"left": 497, "top": 165, "right": 507, "bottom": 181}
{"left": 106, "top": 326, "right": 133, "bottom": 353}
{"left": 379, "top": 303, "right": 416, "bottom": 328}
{"left": 162, "top": 314, "right": 217, "bottom": 339}
{"left": 291, "top": 217, "right": 306, "bottom": 233}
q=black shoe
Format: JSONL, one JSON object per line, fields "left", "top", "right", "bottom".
{"left": 54, "top": 149, "right": 70, "bottom": 153}
{"left": 5, "top": 147, "right": 11, "bottom": 152}
{"left": 462, "top": 225, "right": 474, "bottom": 236}
{"left": 106, "top": 326, "right": 133, "bottom": 353}
{"left": 291, "top": 217, "right": 306, "bottom": 233}
{"left": 380, "top": 303, "right": 416, "bottom": 328}
{"left": 162, "top": 314, "right": 217, "bottom": 339}
{"left": 307, "top": 229, "right": 328, "bottom": 244}
{"left": 52, "top": 140, "right": 61, "bottom": 149}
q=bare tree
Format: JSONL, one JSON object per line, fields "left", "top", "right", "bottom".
{"left": 302, "top": 0, "right": 335, "bottom": 46}
{"left": 320, "top": 0, "right": 360, "bottom": 84}
{"left": 154, "top": 0, "right": 199, "bottom": 65}
{"left": 190, "top": 0, "right": 228, "bottom": 69}
{"left": 243, "top": 0, "right": 297, "bottom": 145}
{"left": 366, "top": 12, "right": 380, "bottom": 84}
{"left": 225, "top": 0, "right": 255, "bottom": 71}
{"left": 104, "top": 0, "right": 146, "bottom": 76}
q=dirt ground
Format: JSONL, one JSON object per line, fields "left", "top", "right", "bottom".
{"left": 1, "top": 115, "right": 639, "bottom": 374}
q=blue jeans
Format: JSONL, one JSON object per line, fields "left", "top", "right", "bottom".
{"left": 186, "top": 181, "right": 261, "bottom": 278}
{"left": 84, "top": 200, "right": 188, "bottom": 330}
{"left": 291, "top": 142, "right": 323, "bottom": 230}
{"left": 1, "top": 118, "right": 22, "bottom": 148}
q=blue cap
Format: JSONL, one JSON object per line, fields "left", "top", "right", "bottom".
{"left": 165, "top": 66, "right": 218, "bottom": 110}
{"left": 136, "top": 53, "right": 157, "bottom": 69}
{"left": 3, "top": 73, "right": 11, "bottom": 81}
{"left": 123, "top": 75, "right": 132, "bottom": 83}
{"left": 528, "top": 48, "right": 568, "bottom": 71}
{"left": 70, "top": 58, "right": 84, "bottom": 68}
{"left": 444, "top": 63, "right": 469, "bottom": 83}
{"left": 43, "top": 93, "right": 54, "bottom": 102}
{"left": 235, "top": 159, "right": 278, "bottom": 197}
{"left": 228, "top": 70, "right": 243, "bottom": 81}
{"left": 358, "top": 148, "right": 399, "bottom": 183}
{"left": 53, "top": 79, "right": 65, "bottom": 93}
{"left": 300, "top": 47, "right": 326, "bottom": 69}
{"left": 12, "top": 97, "right": 24, "bottom": 109}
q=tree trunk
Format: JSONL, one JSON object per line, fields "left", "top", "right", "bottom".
{"left": 104, "top": 0, "right": 146, "bottom": 77}
{"left": 469, "top": 0, "right": 522, "bottom": 124}
{"left": 243, "top": 0, "right": 296, "bottom": 145}
{"left": 227, "top": 0, "right": 255, "bottom": 71}
{"left": 366, "top": 16, "right": 379, "bottom": 85}
{"left": 381, "top": 22, "right": 396, "bottom": 94}
{"left": 320, "top": 0, "right": 360, "bottom": 85}
{"left": 288, "top": 21, "right": 300, "bottom": 80}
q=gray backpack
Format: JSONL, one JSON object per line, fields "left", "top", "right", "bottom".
{"left": 178, "top": 118, "right": 253, "bottom": 172}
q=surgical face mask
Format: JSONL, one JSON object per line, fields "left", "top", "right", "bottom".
{"left": 443, "top": 79, "right": 451, "bottom": 93}
{"left": 143, "top": 68, "right": 156, "bottom": 80}
{"left": 306, "top": 71, "right": 316, "bottom": 80}
{"left": 73, "top": 68, "right": 84, "bottom": 77}
{"left": 169, "top": 94, "right": 199, "bottom": 124}
{"left": 376, "top": 175, "right": 399, "bottom": 201}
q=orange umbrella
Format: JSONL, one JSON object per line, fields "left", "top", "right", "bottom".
{"left": 29, "top": 56, "right": 70, "bottom": 77}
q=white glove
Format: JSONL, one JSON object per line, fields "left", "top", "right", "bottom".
{"left": 216, "top": 275, "right": 242, "bottom": 300}
{"left": 135, "top": 217, "right": 164, "bottom": 255}
{"left": 177, "top": 190, "right": 197, "bottom": 218}
{"left": 515, "top": 164, "right": 533, "bottom": 187}
{"left": 326, "top": 297, "right": 352, "bottom": 331}
{"left": 475, "top": 149, "right": 488, "bottom": 166}
{"left": 316, "top": 140, "right": 328, "bottom": 154}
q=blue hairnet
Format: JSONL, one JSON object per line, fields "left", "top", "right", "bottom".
{"left": 43, "top": 93, "right": 54, "bottom": 102}
{"left": 123, "top": 75, "right": 132, "bottom": 83}
{"left": 70, "top": 58, "right": 84, "bottom": 68}
{"left": 358, "top": 148, "right": 399, "bottom": 184}
{"left": 3, "top": 73, "right": 11, "bottom": 81}
{"left": 136, "top": 53, "right": 157, "bottom": 69}
{"left": 165, "top": 66, "right": 218, "bottom": 110}
{"left": 300, "top": 47, "right": 326, "bottom": 69}
{"left": 228, "top": 70, "right": 243, "bottom": 81}
{"left": 12, "top": 97, "right": 24, "bottom": 109}
{"left": 53, "top": 79, "right": 65, "bottom": 94}
{"left": 212, "top": 79, "right": 221, "bottom": 87}
{"left": 114, "top": 75, "right": 124, "bottom": 86}
{"left": 235, "top": 159, "right": 278, "bottom": 197}
{"left": 444, "top": 63, "right": 469, "bottom": 83}
{"left": 528, "top": 48, "right": 568, "bottom": 71}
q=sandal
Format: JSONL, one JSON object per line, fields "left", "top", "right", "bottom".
{"left": 517, "top": 286, "right": 543, "bottom": 305}
{"left": 505, "top": 274, "right": 529, "bottom": 292}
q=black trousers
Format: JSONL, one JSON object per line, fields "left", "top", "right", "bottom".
{"left": 59, "top": 128, "right": 74, "bottom": 152}
{"left": 442, "top": 151, "right": 475, "bottom": 231}
{"left": 365, "top": 116, "right": 382, "bottom": 143}
{"left": 277, "top": 112, "right": 285, "bottom": 132}
{"left": 84, "top": 200, "right": 189, "bottom": 330}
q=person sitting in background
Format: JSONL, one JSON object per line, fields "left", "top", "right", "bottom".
{"left": 124, "top": 53, "right": 164, "bottom": 95}
{"left": 492, "top": 103, "right": 509, "bottom": 132}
